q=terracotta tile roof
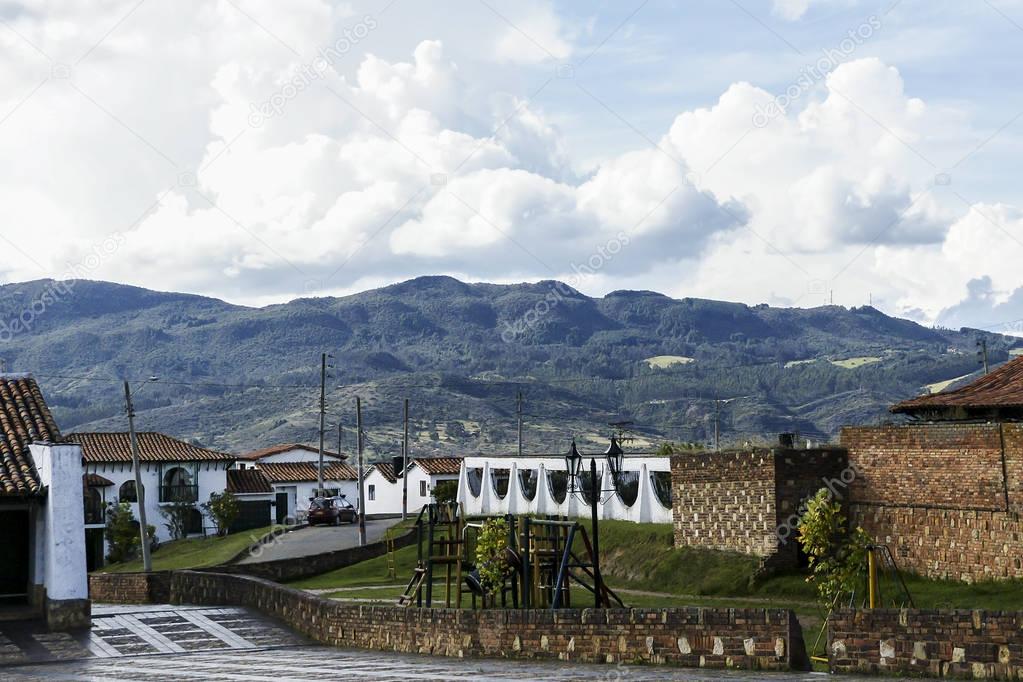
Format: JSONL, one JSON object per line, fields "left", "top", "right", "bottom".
{"left": 69, "top": 432, "right": 235, "bottom": 463}
{"left": 371, "top": 462, "right": 398, "bottom": 483}
{"left": 227, "top": 468, "right": 273, "bottom": 494}
{"left": 256, "top": 462, "right": 358, "bottom": 483}
{"left": 892, "top": 357, "right": 1023, "bottom": 414}
{"left": 415, "top": 456, "right": 463, "bottom": 475}
{"left": 83, "top": 473, "right": 114, "bottom": 487}
{"left": 237, "top": 443, "right": 346, "bottom": 461}
{"left": 0, "top": 374, "right": 59, "bottom": 496}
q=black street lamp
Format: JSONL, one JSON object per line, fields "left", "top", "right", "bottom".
{"left": 605, "top": 436, "right": 624, "bottom": 481}
{"left": 565, "top": 439, "right": 583, "bottom": 492}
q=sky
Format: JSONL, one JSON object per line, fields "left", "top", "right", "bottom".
{"left": 1, "top": 0, "right": 1023, "bottom": 333}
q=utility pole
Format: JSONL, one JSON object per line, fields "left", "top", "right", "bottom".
{"left": 356, "top": 396, "right": 367, "bottom": 547}
{"left": 516, "top": 391, "right": 523, "bottom": 458}
{"left": 123, "top": 381, "right": 152, "bottom": 573}
{"left": 978, "top": 339, "right": 990, "bottom": 375}
{"left": 402, "top": 398, "right": 409, "bottom": 521}
{"left": 315, "top": 351, "right": 327, "bottom": 496}
{"left": 713, "top": 399, "right": 721, "bottom": 452}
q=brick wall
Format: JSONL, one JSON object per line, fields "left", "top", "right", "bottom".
{"left": 850, "top": 506, "right": 1023, "bottom": 582}
{"left": 842, "top": 423, "right": 1023, "bottom": 582}
{"left": 89, "top": 572, "right": 172, "bottom": 604}
{"left": 830, "top": 607, "right": 1023, "bottom": 679}
{"left": 166, "top": 570, "right": 808, "bottom": 670}
{"left": 842, "top": 424, "right": 1018, "bottom": 510}
{"left": 672, "top": 450, "right": 777, "bottom": 557}
{"left": 671, "top": 448, "right": 847, "bottom": 569}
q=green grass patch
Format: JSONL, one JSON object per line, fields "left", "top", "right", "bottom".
{"left": 643, "top": 355, "right": 695, "bottom": 369}
{"left": 96, "top": 525, "right": 281, "bottom": 573}
{"left": 830, "top": 356, "right": 881, "bottom": 369}
{"left": 289, "top": 541, "right": 420, "bottom": 589}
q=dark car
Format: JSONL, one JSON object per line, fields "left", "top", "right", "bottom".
{"left": 307, "top": 496, "right": 359, "bottom": 526}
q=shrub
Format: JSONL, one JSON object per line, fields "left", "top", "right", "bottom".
{"left": 201, "top": 491, "right": 239, "bottom": 536}
{"left": 432, "top": 480, "right": 458, "bottom": 505}
{"left": 797, "top": 488, "right": 872, "bottom": 608}
{"left": 104, "top": 502, "right": 155, "bottom": 564}
{"left": 474, "top": 518, "right": 513, "bottom": 598}
{"left": 161, "top": 501, "right": 198, "bottom": 540}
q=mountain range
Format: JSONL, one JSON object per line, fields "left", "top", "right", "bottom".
{"left": 0, "top": 276, "right": 1015, "bottom": 458}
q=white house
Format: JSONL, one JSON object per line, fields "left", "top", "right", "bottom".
{"left": 457, "top": 449, "right": 673, "bottom": 523}
{"left": 0, "top": 374, "right": 89, "bottom": 630}
{"left": 235, "top": 443, "right": 359, "bottom": 521}
{"left": 363, "top": 456, "right": 462, "bottom": 516}
{"left": 75, "top": 431, "right": 234, "bottom": 569}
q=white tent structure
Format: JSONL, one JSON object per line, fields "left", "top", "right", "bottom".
{"left": 456, "top": 452, "right": 672, "bottom": 523}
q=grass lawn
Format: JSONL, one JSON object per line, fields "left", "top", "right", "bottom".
{"left": 643, "top": 355, "right": 695, "bottom": 369}
{"left": 96, "top": 525, "right": 281, "bottom": 573}
{"left": 830, "top": 356, "right": 881, "bottom": 369}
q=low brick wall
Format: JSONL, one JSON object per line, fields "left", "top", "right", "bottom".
{"left": 209, "top": 526, "right": 419, "bottom": 582}
{"left": 89, "top": 571, "right": 172, "bottom": 603}
{"left": 830, "top": 608, "right": 1023, "bottom": 679}
{"left": 168, "top": 570, "right": 808, "bottom": 670}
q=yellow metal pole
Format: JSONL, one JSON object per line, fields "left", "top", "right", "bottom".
{"left": 868, "top": 547, "right": 879, "bottom": 609}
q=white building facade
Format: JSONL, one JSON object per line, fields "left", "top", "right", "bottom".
{"left": 457, "top": 453, "right": 673, "bottom": 523}
{"left": 0, "top": 374, "right": 89, "bottom": 630}
{"left": 363, "top": 457, "right": 462, "bottom": 516}
{"left": 75, "top": 432, "right": 234, "bottom": 570}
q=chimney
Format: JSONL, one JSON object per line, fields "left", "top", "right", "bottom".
{"left": 778, "top": 433, "right": 795, "bottom": 448}
{"left": 392, "top": 455, "right": 405, "bottom": 478}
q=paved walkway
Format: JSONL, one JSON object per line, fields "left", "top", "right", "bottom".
{"left": 237, "top": 518, "right": 397, "bottom": 564}
{"left": 0, "top": 604, "right": 308, "bottom": 667}
{"left": 3, "top": 644, "right": 913, "bottom": 681}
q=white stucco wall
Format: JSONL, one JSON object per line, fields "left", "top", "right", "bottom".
{"left": 362, "top": 464, "right": 458, "bottom": 516}
{"left": 33, "top": 443, "right": 88, "bottom": 601}
{"left": 82, "top": 460, "right": 231, "bottom": 548}
{"left": 457, "top": 455, "right": 673, "bottom": 524}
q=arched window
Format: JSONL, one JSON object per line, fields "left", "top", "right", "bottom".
{"left": 119, "top": 480, "right": 137, "bottom": 503}
{"left": 84, "top": 488, "right": 103, "bottom": 524}
{"left": 161, "top": 466, "right": 195, "bottom": 502}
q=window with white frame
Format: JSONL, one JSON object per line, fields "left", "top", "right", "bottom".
{"left": 420, "top": 480, "right": 427, "bottom": 497}
{"left": 368, "top": 484, "right": 376, "bottom": 501}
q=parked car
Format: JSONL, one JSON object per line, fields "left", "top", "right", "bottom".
{"left": 307, "top": 496, "right": 359, "bottom": 526}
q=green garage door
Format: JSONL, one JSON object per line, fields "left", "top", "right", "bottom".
{"left": 230, "top": 500, "right": 272, "bottom": 533}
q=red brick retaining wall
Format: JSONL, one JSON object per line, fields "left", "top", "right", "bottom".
{"left": 830, "top": 608, "right": 1023, "bottom": 679}
{"left": 842, "top": 423, "right": 1023, "bottom": 582}
{"left": 95, "top": 569, "right": 809, "bottom": 671}
{"left": 89, "top": 572, "right": 172, "bottom": 604}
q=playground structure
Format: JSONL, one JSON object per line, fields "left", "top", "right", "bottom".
{"left": 397, "top": 502, "right": 624, "bottom": 610}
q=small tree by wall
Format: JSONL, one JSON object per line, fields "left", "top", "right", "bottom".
{"left": 161, "top": 502, "right": 198, "bottom": 540}
{"left": 104, "top": 502, "right": 155, "bottom": 564}
{"left": 201, "top": 491, "right": 239, "bottom": 536}
{"left": 433, "top": 480, "right": 458, "bottom": 505}
{"left": 797, "top": 488, "right": 871, "bottom": 608}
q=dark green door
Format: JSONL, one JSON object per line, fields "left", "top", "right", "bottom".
{"left": 85, "top": 528, "right": 105, "bottom": 572}
{"left": 0, "top": 509, "right": 30, "bottom": 604}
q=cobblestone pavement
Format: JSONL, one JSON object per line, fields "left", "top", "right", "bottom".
{"left": 0, "top": 604, "right": 309, "bottom": 667}
{"left": 2, "top": 646, "right": 913, "bottom": 681}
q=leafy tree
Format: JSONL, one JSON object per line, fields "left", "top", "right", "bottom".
{"left": 474, "top": 518, "right": 513, "bottom": 598}
{"left": 201, "top": 491, "right": 239, "bottom": 536}
{"left": 160, "top": 501, "right": 198, "bottom": 540}
{"left": 104, "top": 502, "right": 155, "bottom": 564}
{"left": 797, "top": 488, "right": 872, "bottom": 608}
{"left": 432, "top": 480, "right": 458, "bottom": 505}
